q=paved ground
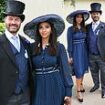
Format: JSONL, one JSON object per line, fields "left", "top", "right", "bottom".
{"left": 72, "top": 72, "right": 105, "bottom": 105}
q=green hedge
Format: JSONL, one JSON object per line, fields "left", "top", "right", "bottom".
{"left": 0, "top": 0, "right": 6, "bottom": 22}
{"left": 0, "top": 22, "right": 5, "bottom": 34}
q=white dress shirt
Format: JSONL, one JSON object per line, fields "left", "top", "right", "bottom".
{"left": 5, "top": 30, "right": 20, "bottom": 52}
{"left": 92, "top": 21, "right": 100, "bottom": 32}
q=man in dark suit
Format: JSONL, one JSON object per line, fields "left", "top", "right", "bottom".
{"left": 0, "top": 0, "right": 32, "bottom": 105}
{"left": 87, "top": 3, "right": 105, "bottom": 98}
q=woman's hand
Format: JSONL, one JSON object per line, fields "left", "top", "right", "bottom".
{"left": 68, "top": 57, "right": 73, "bottom": 64}
{"left": 64, "top": 96, "right": 72, "bottom": 105}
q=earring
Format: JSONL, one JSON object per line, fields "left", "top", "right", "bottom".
{"left": 38, "top": 43, "right": 40, "bottom": 47}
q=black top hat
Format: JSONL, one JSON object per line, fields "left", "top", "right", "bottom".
{"left": 3, "top": 0, "right": 25, "bottom": 22}
{"left": 90, "top": 3, "right": 102, "bottom": 14}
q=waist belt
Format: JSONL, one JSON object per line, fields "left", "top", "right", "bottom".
{"left": 32, "top": 66, "right": 59, "bottom": 75}
{"left": 73, "top": 39, "right": 85, "bottom": 44}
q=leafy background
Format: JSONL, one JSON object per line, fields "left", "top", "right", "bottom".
{"left": 0, "top": 0, "right": 6, "bottom": 34}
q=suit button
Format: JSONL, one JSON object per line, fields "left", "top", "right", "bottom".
{"left": 16, "top": 71, "right": 18, "bottom": 74}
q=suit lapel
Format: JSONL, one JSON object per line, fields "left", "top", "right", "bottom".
{"left": 88, "top": 23, "right": 94, "bottom": 33}
{"left": 95, "top": 22, "right": 104, "bottom": 35}
{"left": 88, "top": 23, "right": 92, "bottom": 31}
{"left": 96, "top": 22, "right": 101, "bottom": 30}
{"left": 19, "top": 36, "right": 32, "bottom": 71}
{"left": 19, "top": 36, "right": 30, "bottom": 54}
{"left": 19, "top": 36, "right": 27, "bottom": 49}
{"left": 89, "top": 22, "right": 102, "bottom": 33}
{"left": 0, "top": 34, "right": 18, "bottom": 68}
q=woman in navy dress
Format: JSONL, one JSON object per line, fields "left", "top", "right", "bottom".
{"left": 24, "top": 14, "right": 73, "bottom": 105}
{"left": 66, "top": 10, "right": 89, "bottom": 102}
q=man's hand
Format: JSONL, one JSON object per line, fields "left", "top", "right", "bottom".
{"left": 64, "top": 96, "right": 72, "bottom": 105}
{"left": 68, "top": 58, "right": 73, "bottom": 64}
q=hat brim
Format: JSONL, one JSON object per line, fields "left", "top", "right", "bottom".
{"left": 89, "top": 10, "right": 102, "bottom": 14}
{"left": 3, "top": 12, "right": 25, "bottom": 22}
{"left": 66, "top": 10, "right": 90, "bottom": 24}
{"left": 24, "top": 14, "right": 65, "bottom": 39}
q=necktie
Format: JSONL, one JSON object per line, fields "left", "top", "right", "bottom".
{"left": 12, "top": 36, "right": 20, "bottom": 52}
{"left": 92, "top": 23, "right": 97, "bottom": 32}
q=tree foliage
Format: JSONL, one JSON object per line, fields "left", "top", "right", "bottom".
{"left": 64, "top": 0, "right": 75, "bottom": 7}
{"left": 0, "top": 0, "right": 7, "bottom": 22}
{"left": 0, "top": 0, "right": 7, "bottom": 33}
{"left": 0, "top": 23, "right": 5, "bottom": 34}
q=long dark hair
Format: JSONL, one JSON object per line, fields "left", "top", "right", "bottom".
{"left": 33, "top": 20, "right": 58, "bottom": 56}
{"left": 73, "top": 14, "right": 86, "bottom": 32}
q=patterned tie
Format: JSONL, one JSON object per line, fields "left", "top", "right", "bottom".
{"left": 12, "top": 36, "right": 20, "bottom": 52}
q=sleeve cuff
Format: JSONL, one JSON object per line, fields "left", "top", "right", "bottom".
{"left": 65, "top": 87, "right": 72, "bottom": 97}
{"left": 69, "top": 53, "right": 72, "bottom": 58}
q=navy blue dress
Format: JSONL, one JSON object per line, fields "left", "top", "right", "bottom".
{"left": 31, "top": 43, "right": 73, "bottom": 105}
{"left": 67, "top": 26, "right": 88, "bottom": 78}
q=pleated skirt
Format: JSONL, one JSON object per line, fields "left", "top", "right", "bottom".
{"left": 72, "top": 42, "right": 88, "bottom": 78}
{"left": 32, "top": 71, "right": 65, "bottom": 105}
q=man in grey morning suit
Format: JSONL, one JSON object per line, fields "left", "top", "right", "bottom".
{"left": 0, "top": 0, "right": 32, "bottom": 105}
{"left": 87, "top": 3, "right": 105, "bottom": 98}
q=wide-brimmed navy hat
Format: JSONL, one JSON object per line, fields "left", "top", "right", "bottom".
{"left": 24, "top": 14, "right": 65, "bottom": 39}
{"left": 66, "top": 10, "right": 89, "bottom": 24}
{"left": 90, "top": 3, "right": 102, "bottom": 14}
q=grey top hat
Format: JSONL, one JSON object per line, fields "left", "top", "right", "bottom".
{"left": 24, "top": 14, "right": 65, "bottom": 39}
{"left": 3, "top": 0, "right": 25, "bottom": 22}
{"left": 90, "top": 3, "right": 102, "bottom": 14}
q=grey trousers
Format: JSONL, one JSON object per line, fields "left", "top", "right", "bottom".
{"left": 7, "top": 89, "right": 30, "bottom": 105}
{"left": 89, "top": 54, "right": 105, "bottom": 92}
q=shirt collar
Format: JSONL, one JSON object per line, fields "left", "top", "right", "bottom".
{"left": 92, "top": 21, "right": 100, "bottom": 26}
{"left": 5, "top": 29, "right": 19, "bottom": 40}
